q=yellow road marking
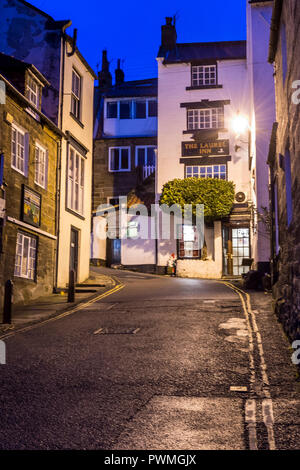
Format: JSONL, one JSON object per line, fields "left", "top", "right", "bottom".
{"left": 0, "top": 282, "right": 125, "bottom": 340}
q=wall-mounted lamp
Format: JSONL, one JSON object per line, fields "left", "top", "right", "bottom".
{"left": 231, "top": 111, "right": 249, "bottom": 136}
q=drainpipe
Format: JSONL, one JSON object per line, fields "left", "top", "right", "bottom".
{"left": 54, "top": 138, "right": 62, "bottom": 291}
{"left": 67, "top": 28, "right": 78, "bottom": 57}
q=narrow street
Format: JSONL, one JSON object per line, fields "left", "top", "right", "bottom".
{"left": 0, "top": 268, "right": 298, "bottom": 450}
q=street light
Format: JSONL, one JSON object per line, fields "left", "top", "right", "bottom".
{"left": 231, "top": 112, "right": 249, "bottom": 135}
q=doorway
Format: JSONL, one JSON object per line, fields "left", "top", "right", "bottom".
{"left": 70, "top": 227, "right": 79, "bottom": 282}
{"left": 223, "top": 225, "right": 250, "bottom": 276}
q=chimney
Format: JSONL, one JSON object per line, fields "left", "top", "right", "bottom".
{"left": 98, "top": 50, "right": 112, "bottom": 89}
{"left": 161, "top": 17, "right": 177, "bottom": 50}
{"left": 115, "top": 59, "right": 125, "bottom": 86}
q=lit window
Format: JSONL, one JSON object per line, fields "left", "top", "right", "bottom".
{"left": 71, "top": 69, "right": 82, "bottom": 120}
{"left": 186, "top": 165, "right": 226, "bottom": 180}
{"left": 11, "top": 124, "right": 27, "bottom": 175}
{"left": 35, "top": 144, "right": 47, "bottom": 189}
{"left": 67, "top": 147, "right": 85, "bottom": 214}
{"left": 26, "top": 75, "right": 40, "bottom": 108}
{"left": 127, "top": 221, "right": 139, "bottom": 238}
{"left": 14, "top": 232, "right": 37, "bottom": 280}
{"left": 187, "top": 107, "right": 224, "bottom": 130}
{"left": 178, "top": 225, "right": 200, "bottom": 259}
{"left": 191, "top": 65, "right": 217, "bottom": 87}
{"left": 109, "top": 147, "right": 130, "bottom": 171}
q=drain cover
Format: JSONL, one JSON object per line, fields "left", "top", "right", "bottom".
{"left": 94, "top": 327, "right": 140, "bottom": 335}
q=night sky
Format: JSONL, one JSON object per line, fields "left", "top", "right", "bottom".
{"left": 28, "top": 0, "right": 246, "bottom": 81}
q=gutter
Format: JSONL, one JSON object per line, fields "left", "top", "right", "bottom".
{"left": 268, "top": 0, "right": 283, "bottom": 63}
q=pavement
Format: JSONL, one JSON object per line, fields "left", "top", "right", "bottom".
{"left": 0, "top": 268, "right": 115, "bottom": 335}
{"left": 0, "top": 267, "right": 299, "bottom": 450}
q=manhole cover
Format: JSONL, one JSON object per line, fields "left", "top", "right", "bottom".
{"left": 93, "top": 327, "right": 140, "bottom": 335}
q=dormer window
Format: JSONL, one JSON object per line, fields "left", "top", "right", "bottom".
{"left": 192, "top": 65, "right": 217, "bottom": 87}
{"left": 26, "top": 75, "right": 41, "bottom": 109}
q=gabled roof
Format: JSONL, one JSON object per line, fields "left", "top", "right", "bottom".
{"left": 157, "top": 40, "right": 246, "bottom": 64}
{"left": 100, "top": 78, "right": 158, "bottom": 99}
{"left": 0, "top": 52, "right": 50, "bottom": 89}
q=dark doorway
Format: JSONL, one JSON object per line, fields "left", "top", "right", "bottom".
{"left": 70, "top": 227, "right": 79, "bottom": 282}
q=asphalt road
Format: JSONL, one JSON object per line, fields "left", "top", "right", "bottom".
{"left": 0, "top": 267, "right": 299, "bottom": 450}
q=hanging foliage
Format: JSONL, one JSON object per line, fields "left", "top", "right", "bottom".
{"left": 159, "top": 177, "right": 235, "bottom": 220}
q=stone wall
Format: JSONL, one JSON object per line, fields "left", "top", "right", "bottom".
{"left": 271, "top": 0, "right": 300, "bottom": 342}
{"left": 0, "top": 91, "right": 59, "bottom": 306}
{"left": 93, "top": 136, "right": 157, "bottom": 211}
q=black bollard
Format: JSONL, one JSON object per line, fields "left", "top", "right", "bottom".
{"left": 68, "top": 269, "right": 75, "bottom": 303}
{"left": 3, "top": 279, "right": 13, "bottom": 324}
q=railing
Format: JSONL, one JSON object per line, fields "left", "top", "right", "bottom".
{"left": 143, "top": 165, "right": 155, "bottom": 180}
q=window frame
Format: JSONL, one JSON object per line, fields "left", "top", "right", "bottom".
{"left": 67, "top": 145, "right": 85, "bottom": 216}
{"left": 177, "top": 224, "right": 202, "bottom": 260}
{"left": 26, "top": 73, "right": 41, "bottom": 109}
{"left": 108, "top": 147, "right": 131, "bottom": 172}
{"left": 14, "top": 231, "right": 37, "bottom": 281}
{"left": 135, "top": 145, "right": 156, "bottom": 167}
{"left": 191, "top": 64, "right": 217, "bottom": 87}
{"left": 34, "top": 142, "right": 48, "bottom": 189}
{"left": 71, "top": 68, "right": 82, "bottom": 121}
{"left": 185, "top": 164, "right": 227, "bottom": 180}
{"left": 187, "top": 107, "right": 224, "bottom": 130}
{"left": 11, "top": 123, "right": 28, "bottom": 176}
{"left": 105, "top": 98, "right": 158, "bottom": 119}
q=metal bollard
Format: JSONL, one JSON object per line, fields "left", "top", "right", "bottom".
{"left": 68, "top": 269, "right": 75, "bottom": 303}
{"left": 3, "top": 279, "right": 13, "bottom": 324}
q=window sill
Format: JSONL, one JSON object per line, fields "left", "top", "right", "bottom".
{"left": 70, "top": 112, "right": 84, "bottom": 128}
{"left": 183, "top": 128, "right": 228, "bottom": 134}
{"left": 108, "top": 169, "right": 131, "bottom": 173}
{"left": 11, "top": 165, "right": 26, "bottom": 177}
{"left": 186, "top": 85, "right": 223, "bottom": 90}
{"left": 65, "top": 207, "right": 85, "bottom": 220}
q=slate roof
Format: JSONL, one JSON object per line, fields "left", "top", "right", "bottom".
{"left": 0, "top": 52, "right": 50, "bottom": 92}
{"left": 102, "top": 78, "right": 158, "bottom": 99}
{"left": 157, "top": 40, "right": 246, "bottom": 64}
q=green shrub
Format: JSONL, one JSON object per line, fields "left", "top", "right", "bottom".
{"left": 160, "top": 177, "right": 235, "bottom": 221}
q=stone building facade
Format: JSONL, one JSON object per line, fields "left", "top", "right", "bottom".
{"left": 92, "top": 52, "right": 157, "bottom": 267}
{"left": 0, "top": 55, "right": 62, "bottom": 305}
{"left": 268, "top": 0, "right": 300, "bottom": 342}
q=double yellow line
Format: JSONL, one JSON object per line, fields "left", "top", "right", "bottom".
{"left": 219, "top": 280, "right": 276, "bottom": 451}
{"left": 0, "top": 281, "right": 125, "bottom": 340}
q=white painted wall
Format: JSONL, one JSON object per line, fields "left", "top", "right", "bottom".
{"left": 156, "top": 58, "right": 250, "bottom": 198}
{"left": 56, "top": 40, "right": 94, "bottom": 287}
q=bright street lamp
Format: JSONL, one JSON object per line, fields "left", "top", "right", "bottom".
{"left": 231, "top": 112, "right": 249, "bottom": 135}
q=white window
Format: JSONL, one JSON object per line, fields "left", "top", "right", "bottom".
{"left": 191, "top": 65, "right": 217, "bottom": 86}
{"left": 26, "top": 75, "right": 40, "bottom": 108}
{"left": 186, "top": 165, "right": 226, "bottom": 180}
{"left": 67, "top": 147, "right": 85, "bottom": 214}
{"left": 187, "top": 107, "right": 224, "bottom": 130}
{"left": 135, "top": 146, "right": 156, "bottom": 167}
{"left": 106, "top": 99, "right": 158, "bottom": 119}
{"left": 14, "top": 232, "right": 37, "bottom": 280}
{"left": 109, "top": 147, "right": 130, "bottom": 172}
{"left": 178, "top": 225, "right": 200, "bottom": 259}
{"left": 71, "top": 69, "right": 81, "bottom": 120}
{"left": 34, "top": 144, "right": 47, "bottom": 189}
{"left": 11, "top": 123, "right": 27, "bottom": 175}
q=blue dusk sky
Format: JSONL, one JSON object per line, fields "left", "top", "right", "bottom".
{"left": 28, "top": 0, "right": 247, "bottom": 81}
